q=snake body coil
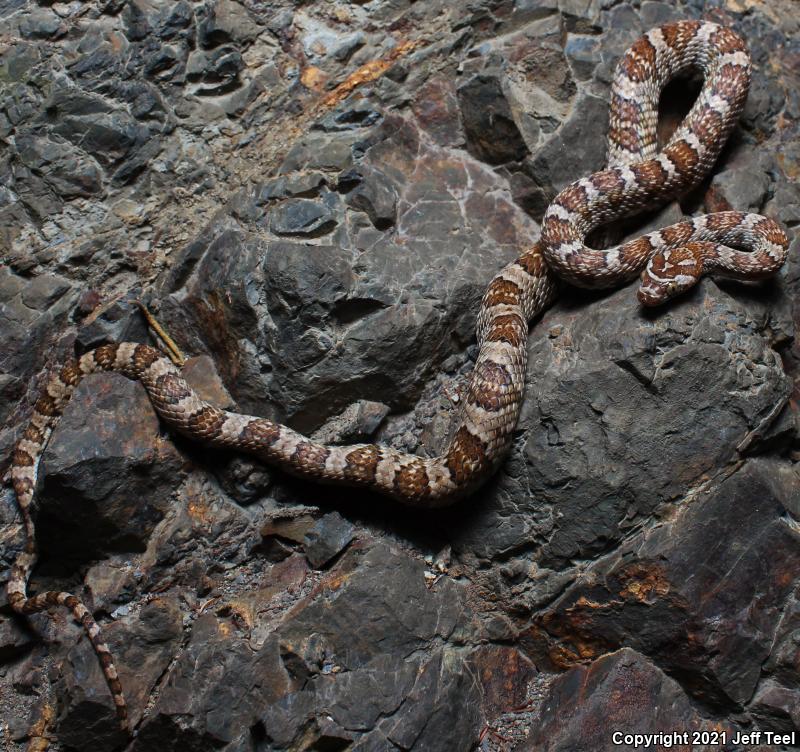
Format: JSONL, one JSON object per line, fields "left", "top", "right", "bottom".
{"left": 7, "top": 20, "right": 790, "bottom": 732}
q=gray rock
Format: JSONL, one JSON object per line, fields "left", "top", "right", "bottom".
{"left": 451, "top": 278, "right": 792, "bottom": 566}
{"left": 37, "top": 374, "right": 184, "bottom": 561}
{"left": 57, "top": 597, "right": 184, "bottom": 744}
{"left": 186, "top": 46, "right": 244, "bottom": 95}
{"left": 134, "top": 619, "right": 290, "bottom": 749}
{"left": 344, "top": 165, "right": 399, "bottom": 229}
{"left": 278, "top": 543, "right": 475, "bottom": 671}
{"left": 256, "top": 171, "right": 327, "bottom": 202}
{"left": 751, "top": 678, "right": 800, "bottom": 733}
{"left": 458, "top": 72, "right": 530, "bottom": 165}
{"left": 18, "top": 271, "right": 71, "bottom": 311}
{"left": 520, "top": 649, "right": 755, "bottom": 751}
{"left": 18, "top": 8, "right": 62, "bottom": 39}
{"left": 268, "top": 198, "right": 337, "bottom": 237}
{"left": 379, "top": 649, "right": 483, "bottom": 751}
{"left": 0, "top": 615, "right": 34, "bottom": 662}
{"left": 198, "top": 0, "right": 259, "bottom": 49}
{"left": 535, "top": 460, "right": 800, "bottom": 708}
{"left": 302, "top": 512, "right": 355, "bottom": 568}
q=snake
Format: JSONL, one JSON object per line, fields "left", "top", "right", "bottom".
{"left": 6, "top": 19, "right": 790, "bottom": 735}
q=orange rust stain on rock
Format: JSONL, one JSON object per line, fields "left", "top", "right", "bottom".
{"left": 187, "top": 498, "right": 213, "bottom": 525}
{"left": 618, "top": 563, "right": 671, "bottom": 601}
{"left": 319, "top": 39, "right": 419, "bottom": 111}
{"left": 547, "top": 638, "right": 601, "bottom": 669}
{"left": 301, "top": 65, "right": 328, "bottom": 91}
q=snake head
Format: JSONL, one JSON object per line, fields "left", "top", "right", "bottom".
{"left": 637, "top": 244, "right": 706, "bottom": 306}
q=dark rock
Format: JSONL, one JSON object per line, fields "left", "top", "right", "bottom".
{"left": 527, "top": 90, "right": 609, "bottom": 203}
{"left": 198, "top": 0, "right": 259, "bottom": 49}
{"left": 57, "top": 597, "right": 184, "bottom": 744}
{"left": 278, "top": 543, "right": 475, "bottom": 671}
{"left": 458, "top": 73, "right": 529, "bottom": 165}
{"left": 344, "top": 165, "right": 398, "bottom": 229}
{"left": 316, "top": 103, "right": 383, "bottom": 133}
{"left": 452, "top": 278, "right": 793, "bottom": 567}
{"left": 0, "top": 615, "right": 35, "bottom": 662}
{"left": 37, "top": 374, "right": 184, "bottom": 561}
{"left": 159, "top": 0, "right": 196, "bottom": 42}
{"left": 534, "top": 460, "right": 800, "bottom": 708}
{"left": 261, "top": 543, "right": 480, "bottom": 748}
{"left": 711, "top": 154, "right": 773, "bottom": 213}
{"left": 0, "top": 267, "right": 75, "bottom": 432}
{"left": 469, "top": 644, "right": 537, "bottom": 722}
{"left": 411, "top": 76, "right": 463, "bottom": 147}
{"left": 74, "top": 297, "right": 150, "bottom": 352}
{"left": 187, "top": 46, "right": 244, "bottom": 95}
{"left": 268, "top": 198, "right": 337, "bottom": 237}
{"left": 18, "top": 8, "right": 62, "bottom": 39}
{"left": 19, "top": 272, "right": 71, "bottom": 311}
{"left": 520, "top": 649, "right": 755, "bottom": 752}
{"left": 143, "top": 43, "right": 185, "bottom": 83}
{"left": 256, "top": 172, "right": 327, "bottom": 202}
{"left": 302, "top": 512, "right": 355, "bottom": 568}
{"left": 134, "top": 616, "right": 290, "bottom": 749}
{"left": 378, "top": 649, "right": 484, "bottom": 751}
{"left": 751, "top": 679, "right": 800, "bottom": 733}
{"left": 1, "top": 1, "right": 798, "bottom": 746}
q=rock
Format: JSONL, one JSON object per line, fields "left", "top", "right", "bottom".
{"left": 74, "top": 296, "right": 151, "bottom": 352}
{"left": 378, "top": 649, "right": 483, "bottom": 751}
{"left": 162, "top": 111, "right": 539, "bottom": 436}
{"left": 18, "top": 272, "right": 71, "bottom": 311}
{"left": 751, "top": 679, "right": 800, "bottom": 733}
{"left": 158, "top": 1, "right": 196, "bottom": 43}
{"left": 533, "top": 460, "right": 800, "bottom": 708}
{"left": 0, "top": 267, "right": 75, "bottom": 435}
{"left": 133, "top": 616, "right": 290, "bottom": 749}
{"left": 186, "top": 46, "right": 244, "bottom": 96}
{"left": 268, "top": 198, "right": 337, "bottom": 237}
{"left": 261, "top": 542, "right": 481, "bottom": 748}
{"left": 0, "top": 615, "right": 34, "bottom": 662}
{"left": 18, "top": 8, "right": 62, "bottom": 39}
{"left": 469, "top": 644, "right": 537, "bottom": 722}
{"left": 197, "top": 0, "right": 259, "bottom": 49}
{"left": 278, "top": 543, "right": 475, "bottom": 670}
{"left": 57, "top": 597, "right": 184, "bottom": 744}
{"left": 36, "top": 373, "right": 184, "bottom": 562}
{"left": 711, "top": 154, "right": 773, "bottom": 213}
{"left": 256, "top": 171, "right": 327, "bottom": 202}
{"left": 302, "top": 512, "right": 355, "bottom": 568}
{"left": 451, "top": 278, "right": 793, "bottom": 567}
{"left": 310, "top": 399, "right": 390, "bottom": 444}
{"left": 1, "top": 0, "right": 799, "bottom": 746}
{"left": 458, "top": 73, "right": 529, "bottom": 165}
{"left": 343, "top": 165, "right": 399, "bottom": 229}
{"left": 526, "top": 90, "right": 609, "bottom": 208}
{"left": 520, "top": 649, "right": 760, "bottom": 752}
{"left": 261, "top": 512, "right": 315, "bottom": 540}
{"left": 411, "top": 76, "right": 463, "bottom": 147}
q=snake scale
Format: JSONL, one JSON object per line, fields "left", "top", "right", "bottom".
{"left": 7, "top": 20, "right": 791, "bottom": 733}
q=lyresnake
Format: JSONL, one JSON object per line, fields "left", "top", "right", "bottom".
{"left": 7, "top": 19, "right": 790, "bottom": 733}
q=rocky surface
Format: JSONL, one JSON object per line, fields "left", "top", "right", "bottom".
{"left": 1, "top": 1, "right": 798, "bottom": 751}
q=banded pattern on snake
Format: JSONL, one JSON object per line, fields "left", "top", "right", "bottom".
{"left": 7, "top": 20, "right": 790, "bottom": 733}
